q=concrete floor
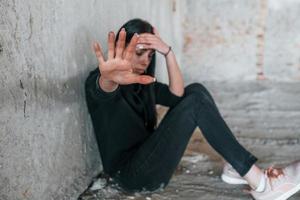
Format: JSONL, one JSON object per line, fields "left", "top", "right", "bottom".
{"left": 78, "top": 131, "right": 300, "bottom": 200}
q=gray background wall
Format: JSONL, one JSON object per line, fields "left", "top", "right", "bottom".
{"left": 0, "top": 0, "right": 299, "bottom": 200}
{"left": 181, "top": 0, "right": 300, "bottom": 81}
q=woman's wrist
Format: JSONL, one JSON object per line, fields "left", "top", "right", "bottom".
{"left": 163, "top": 46, "right": 172, "bottom": 57}
{"left": 99, "top": 76, "right": 119, "bottom": 92}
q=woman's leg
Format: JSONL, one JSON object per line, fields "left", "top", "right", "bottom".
{"left": 113, "top": 83, "right": 258, "bottom": 192}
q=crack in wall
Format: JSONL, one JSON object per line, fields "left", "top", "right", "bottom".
{"left": 19, "top": 79, "right": 24, "bottom": 89}
{"left": 26, "top": 11, "right": 33, "bottom": 41}
{"left": 23, "top": 100, "right": 26, "bottom": 118}
{"left": 20, "top": 79, "right": 28, "bottom": 118}
{"left": 11, "top": 0, "right": 18, "bottom": 44}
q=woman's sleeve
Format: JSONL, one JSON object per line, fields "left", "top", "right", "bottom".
{"left": 154, "top": 81, "right": 183, "bottom": 108}
{"left": 85, "top": 68, "right": 121, "bottom": 110}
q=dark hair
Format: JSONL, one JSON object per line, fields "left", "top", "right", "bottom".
{"left": 116, "top": 18, "right": 157, "bottom": 131}
{"left": 115, "top": 18, "right": 156, "bottom": 77}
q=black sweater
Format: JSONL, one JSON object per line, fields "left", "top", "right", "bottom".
{"left": 85, "top": 68, "right": 182, "bottom": 176}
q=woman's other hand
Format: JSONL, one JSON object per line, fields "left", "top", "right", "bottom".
{"left": 136, "top": 27, "right": 170, "bottom": 56}
{"left": 93, "top": 28, "right": 156, "bottom": 90}
{"left": 138, "top": 27, "right": 184, "bottom": 97}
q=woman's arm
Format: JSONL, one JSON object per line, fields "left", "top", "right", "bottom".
{"left": 137, "top": 28, "right": 184, "bottom": 97}
{"left": 164, "top": 49, "right": 184, "bottom": 97}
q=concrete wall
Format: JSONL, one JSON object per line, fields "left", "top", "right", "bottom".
{"left": 0, "top": 0, "right": 181, "bottom": 199}
{"left": 181, "top": 0, "right": 300, "bottom": 82}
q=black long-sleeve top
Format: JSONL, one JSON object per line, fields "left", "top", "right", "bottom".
{"left": 85, "top": 68, "right": 182, "bottom": 176}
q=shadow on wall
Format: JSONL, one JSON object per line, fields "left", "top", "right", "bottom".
{"left": 69, "top": 25, "right": 102, "bottom": 179}
{"left": 1, "top": 23, "right": 106, "bottom": 199}
{"left": 43, "top": 26, "right": 103, "bottom": 199}
{"left": 29, "top": 26, "right": 101, "bottom": 199}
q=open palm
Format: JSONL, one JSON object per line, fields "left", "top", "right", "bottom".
{"left": 93, "top": 29, "right": 155, "bottom": 85}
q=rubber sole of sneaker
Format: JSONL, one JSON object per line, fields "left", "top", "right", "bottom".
{"left": 221, "top": 173, "right": 248, "bottom": 185}
{"left": 273, "top": 182, "right": 300, "bottom": 200}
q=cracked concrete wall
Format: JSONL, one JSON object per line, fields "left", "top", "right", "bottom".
{"left": 0, "top": 0, "right": 181, "bottom": 199}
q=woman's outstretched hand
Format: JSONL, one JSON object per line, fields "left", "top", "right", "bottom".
{"left": 93, "top": 28, "right": 156, "bottom": 91}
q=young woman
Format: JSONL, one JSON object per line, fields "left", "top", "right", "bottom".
{"left": 85, "top": 18, "right": 300, "bottom": 200}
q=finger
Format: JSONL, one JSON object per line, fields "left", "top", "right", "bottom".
{"left": 153, "top": 27, "right": 160, "bottom": 36}
{"left": 115, "top": 72, "right": 155, "bottom": 85}
{"left": 124, "top": 33, "right": 138, "bottom": 61}
{"left": 138, "top": 35, "right": 158, "bottom": 43}
{"left": 133, "top": 75, "right": 156, "bottom": 85}
{"left": 107, "top": 31, "right": 115, "bottom": 60}
{"left": 116, "top": 28, "right": 126, "bottom": 58}
{"left": 137, "top": 38, "right": 155, "bottom": 44}
{"left": 93, "top": 42, "right": 105, "bottom": 64}
{"left": 138, "top": 35, "right": 157, "bottom": 39}
{"left": 136, "top": 44, "right": 155, "bottom": 50}
{"left": 139, "top": 33, "right": 157, "bottom": 38}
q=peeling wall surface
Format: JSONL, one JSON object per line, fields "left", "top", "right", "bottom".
{"left": 181, "top": 0, "right": 300, "bottom": 81}
{"left": 0, "top": 0, "right": 300, "bottom": 200}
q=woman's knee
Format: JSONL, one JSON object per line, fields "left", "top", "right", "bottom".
{"left": 184, "top": 83, "right": 215, "bottom": 104}
{"left": 184, "top": 83, "right": 209, "bottom": 96}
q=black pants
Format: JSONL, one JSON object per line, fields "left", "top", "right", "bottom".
{"left": 112, "top": 83, "right": 257, "bottom": 193}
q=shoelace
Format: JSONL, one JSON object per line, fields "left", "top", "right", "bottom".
{"left": 265, "top": 166, "right": 285, "bottom": 191}
{"left": 244, "top": 166, "right": 285, "bottom": 194}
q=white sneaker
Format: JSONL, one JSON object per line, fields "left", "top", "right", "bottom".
{"left": 251, "top": 164, "right": 300, "bottom": 200}
{"left": 221, "top": 163, "right": 248, "bottom": 185}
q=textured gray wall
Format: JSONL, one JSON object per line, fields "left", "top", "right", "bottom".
{"left": 181, "top": 0, "right": 300, "bottom": 81}
{"left": 1, "top": 0, "right": 300, "bottom": 200}
{"left": 0, "top": 0, "right": 180, "bottom": 199}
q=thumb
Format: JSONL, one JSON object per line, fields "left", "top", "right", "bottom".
{"left": 136, "top": 75, "right": 156, "bottom": 84}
